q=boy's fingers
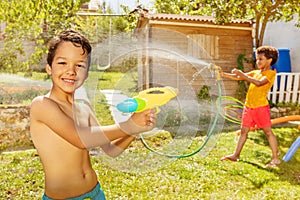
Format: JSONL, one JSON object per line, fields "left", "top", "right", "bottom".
{"left": 144, "top": 108, "right": 157, "bottom": 126}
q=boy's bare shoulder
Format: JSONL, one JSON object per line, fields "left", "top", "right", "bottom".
{"left": 31, "top": 95, "right": 56, "bottom": 107}
{"left": 31, "top": 95, "right": 45, "bottom": 103}
{"left": 30, "top": 95, "right": 60, "bottom": 116}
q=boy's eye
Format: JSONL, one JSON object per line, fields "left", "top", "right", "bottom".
{"left": 77, "top": 64, "right": 86, "bottom": 69}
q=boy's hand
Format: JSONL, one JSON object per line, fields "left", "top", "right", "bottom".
{"left": 118, "top": 108, "right": 157, "bottom": 135}
{"left": 231, "top": 68, "right": 245, "bottom": 78}
{"left": 132, "top": 108, "right": 157, "bottom": 127}
{"left": 231, "top": 68, "right": 238, "bottom": 74}
{"left": 219, "top": 68, "right": 224, "bottom": 77}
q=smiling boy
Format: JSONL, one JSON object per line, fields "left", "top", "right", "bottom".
{"left": 30, "top": 29, "right": 156, "bottom": 199}
{"left": 220, "top": 46, "right": 280, "bottom": 167}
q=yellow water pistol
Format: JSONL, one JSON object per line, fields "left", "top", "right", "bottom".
{"left": 208, "top": 63, "right": 221, "bottom": 81}
{"left": 116, "top": 86, "right": 179, "bottom": 113}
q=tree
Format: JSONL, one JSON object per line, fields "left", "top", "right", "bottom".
{"left": 154, "top": 0, "right": 300, "bottom": 47}
{"left": 0, "top": 0, "right": 131, "bottom": 75}
{"left": 0, "top": 0, "right": 89, "bottom": 74}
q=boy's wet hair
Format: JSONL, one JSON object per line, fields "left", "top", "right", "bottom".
{"left": 256, "top": 46, "right": 279, "bottom": 66}
{"left": 47, "top": 29, "right": 92, "bottom": 67}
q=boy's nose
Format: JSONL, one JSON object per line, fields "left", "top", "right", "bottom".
{"left": 66, "top": 65, "right": 78, "bottom": 75}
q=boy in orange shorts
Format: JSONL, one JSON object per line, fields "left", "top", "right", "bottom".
{"left": 220, "top": 46, "right": 280, "bottom": 167}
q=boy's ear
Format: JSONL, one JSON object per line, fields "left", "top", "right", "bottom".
{"left": 46, "top": 64, "right": 52, "bottom": 75}
{"left": 267, "top": 58, "right": 273, "bottom": 65}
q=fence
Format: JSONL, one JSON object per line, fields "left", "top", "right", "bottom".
{"left": 268, "top": 72, "right": 300, "bottom": 104}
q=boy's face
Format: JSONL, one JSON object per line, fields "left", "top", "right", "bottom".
{"left": 256, "top": 53, "right": 272, "bottom": 70}
{"left": 46, "top": 41, "right": 89, "bottom": 94}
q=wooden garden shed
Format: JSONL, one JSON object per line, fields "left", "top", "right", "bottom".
{"left": 135, "top": 13, "right": 254, "bottom": 97}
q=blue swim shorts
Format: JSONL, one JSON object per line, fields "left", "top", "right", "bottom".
{"left": 42, "top": 182, "right": 106, "bottom": 200}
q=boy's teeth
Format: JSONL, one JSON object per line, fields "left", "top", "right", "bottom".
{"left": 64, "top": 79, "right": 74, "bottom": 83}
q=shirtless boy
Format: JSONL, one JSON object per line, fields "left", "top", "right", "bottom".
{"left": 30, "top": 29, "right": 157, "bottom": 199}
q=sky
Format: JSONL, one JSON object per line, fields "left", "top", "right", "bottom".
{"left": 96, "top": 0, "right": 154, "bottom": 13}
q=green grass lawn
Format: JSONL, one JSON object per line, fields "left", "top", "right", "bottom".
{"left": 1, "top": 72, "right": 299, "bottom": 199}
{"left": 1, "top": 127, "right": 299, "bottom": 200}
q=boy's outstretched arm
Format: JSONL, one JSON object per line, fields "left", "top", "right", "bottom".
{"left": 100, "top": 136, "right": 136, "bottom": 157}
{"left": 232, "top": 69, "right": 269, "bottom": 86}
{"left": 87, "top": 105, "right": 135, "bottom": 157}
{"left": 88, "top": 107, "right": 157, "bottom": 157}
{"left": 220, "top": 68, "right": 244, "bottom": 81}
{"left": 76, "top": 108, "right": 157, "bottom": 150}
{"left": 30, "top": 96, "right": 156, "bottom": 150}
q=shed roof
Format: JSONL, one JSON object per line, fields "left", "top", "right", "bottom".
{"left": 141, "top": 13, "right": 253, "bottom": 25}
{"left": 136, "top": 13, "right": 253, "bottom": 33}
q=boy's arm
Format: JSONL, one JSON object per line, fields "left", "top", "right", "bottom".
{"left": 233, "top": 69, "right": 269, "bottom": 86}
{"left": 99, "top": 136, "right": 136, "bottom": 157}
{"left": 87, "top": 105, "right": 140, "bottom": 157}
{"left": 30, "top": 96, "right": 156, "bottom": 150}
{"left": 30, "top": 96, "right": 86, "bottom": 148}
{"left": 220, "top": 68, "right": 244, "bottom": 81}
{"left": 79, "top": 109, "right": 156, "bottom": 150}
{"left": 221, "top": 72, "right": 242, "bottom": 80}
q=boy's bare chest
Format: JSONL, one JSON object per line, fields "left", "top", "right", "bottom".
{"left": 57, "top": 103, "right": 74, "bottom": 120}
{"left": 73, "top": 103, "right": 90, "bottom": 127}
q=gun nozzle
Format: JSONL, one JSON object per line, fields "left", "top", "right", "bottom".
{"left": 165, "top": 86, "right": 179, "bottom": 96}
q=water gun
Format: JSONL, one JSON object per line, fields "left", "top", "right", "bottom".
{"left": 116, "top": 86, "right": 179, "bottom": 113}
{"left": 208, "top": 63, "right": 221, "bottom": 81}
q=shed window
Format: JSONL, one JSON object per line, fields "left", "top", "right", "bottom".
{"left": 187, "top": 34, "right": 219, "bottom": 60}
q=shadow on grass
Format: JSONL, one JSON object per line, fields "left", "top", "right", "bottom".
{"left": 221, "top": 126, "right": 300, "bottom": 189}
{"left": 249, "top": 133, "right": 299, "bottom": 186}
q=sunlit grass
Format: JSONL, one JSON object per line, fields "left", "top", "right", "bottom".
{"left": 1, "top": 72, "right": 299, "bottom": 199}
{"left": 1, "top": 127, "right": 299, "bottom": 199}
